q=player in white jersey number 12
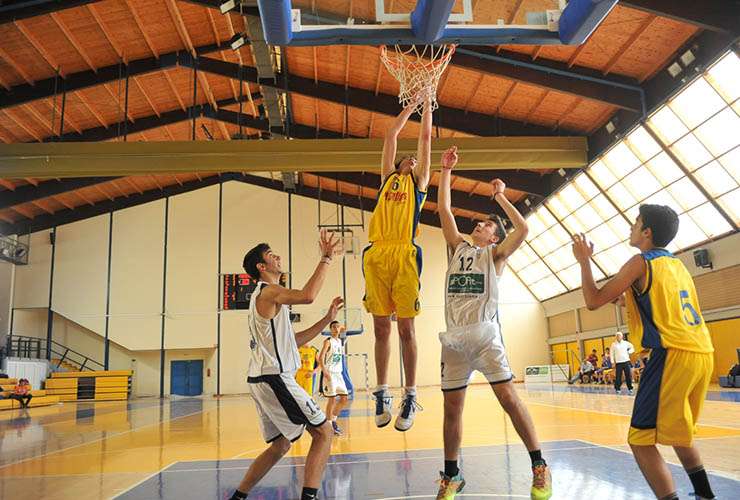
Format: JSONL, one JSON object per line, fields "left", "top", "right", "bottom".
{"left": 434, "top": 146, "right": 552, "bottom": 500}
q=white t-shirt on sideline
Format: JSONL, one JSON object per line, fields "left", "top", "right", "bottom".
{"left": 610, "top": 340, "right": 634, "bottom": 364}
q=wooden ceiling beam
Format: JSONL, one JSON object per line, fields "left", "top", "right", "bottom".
{"left": 621, "top": 0, "right": 739, "bottom": 35}
{"left": 524, "top": 90, "right": 550, "bottom": 125}
{"left": 14, "top": 21, "right": 65, "bottom": 77}
{"left": 10, "top": 205, "right": 34, "bottom": 219}
{"left": 0, "top": 0, "right": 102, "bottom": 25}
{"left": 103, "top": 83, "right": 135, "bottom": 122}
{"left": 92, "top": 184, "right": 114, "bottom": 201}
{"left": 0, "top": 179, "right": 16, "bottom": 190}
{"left": 52, "top": 195, "right": 74, "bottom": 210}
{"left": 88, "top": 3, "right": 127, "bottom": 63}
{"left": 125, "top": 1, "right": 159, "bottom": 58}
{"left": 124, "top": 177, "right": 143, "bottom": 195}
{"left": 73, "top": 190, "right": 95, "bottom": 206}
{"left": 41, "top": 99, "right": 83, "bottom": 135}
{"left": 3, "top": 109, "right": 43, "bottom": 141}
{"left": 554, "top": 97, "right": 582, "bottom": 130}
{"left": 22, "top": 103, "right": 55, "bottom": 134}
{"left": 110, "top": 180, "right": 129, "bottom": 198}
{"left": 50, "top": 13, "right": 97, "bottom": 72}
{"left": 163, "top": 70, "right": 186, "bottom": 112}
{"left": 603, "top": 15, "right": 656, "bottom": 75}
{"left": 30, "top": 199, "right": 53, "bottom": 214}
{"left": 150, "top": 175, "right": 164, "bottom": 190}
{"left": 0, "top": 45, "right": 35, "bottom": 85}
{"left": 76, "top": 90, "right": 108, "bottom": 128}
{"left": 133, "top": 76, "right": 161, "bottom": 117}
{"left": 567, "top": 44, "right": 587, "bottom": 68}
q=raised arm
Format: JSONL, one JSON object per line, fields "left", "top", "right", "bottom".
{"left": 491, "top": 179, "right": 528, "bottom": 273}
{"left": 415, "top": 97, "right": 433, "bottom": 191}
{"left": 573, "top": 233, "right": 645, "bottom": 310}
{"left": 266, "top": 230, "right": 340, "bottom": 306}
{"left": 381, "top": 103, "right": 418, "bottom": 181}
{"left": 295, "top": 297, "right": 344, "bottom": 347}
{"left": 439, "top": 146, "right": 464, "bottom": 248}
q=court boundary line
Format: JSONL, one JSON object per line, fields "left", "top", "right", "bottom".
{"left": 575, "top": 438, "right": 740, "bottom": 482}
{"left": 527, "top": 400, "right": 740, "bottom": 432}
{"left": 111, "top": 461, "right": 176, "bottom": 499}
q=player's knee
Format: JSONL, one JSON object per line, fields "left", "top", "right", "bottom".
{"left": 374, "top": 323, "right": 391, "bottom": 340}
{"left": 494, "top": 384, "right": 518, "bottom": 412}
{"left": 397, "top": 323, "right": 415, "bottom": 342}
{"left": 271, "top": 436, "right": 291, "bottom": 456}
{"left": 311, "top": 421, "right": 333, "bottom": 442}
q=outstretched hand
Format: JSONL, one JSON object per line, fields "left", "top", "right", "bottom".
{"left": 572, "top": 233, "right": 595, "bottom": 264}
{"left": 441, "top": 146, "right": 458, "bottom": 170}
{"left": 319, "top": 229, "right": 341, "bottom": 259}
{"left": 326, "top": 297, "right": 345, "bottom": 321}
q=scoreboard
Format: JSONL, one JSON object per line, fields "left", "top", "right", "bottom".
{"left": 222, "top": 274, "right": 258, "bottom": 310}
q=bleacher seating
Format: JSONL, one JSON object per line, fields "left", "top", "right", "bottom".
{"left": 45, "top": 370, "right": 132, "bottom": 401}
{"left": 0, "top": 378, "right": 61, "bottom": 410}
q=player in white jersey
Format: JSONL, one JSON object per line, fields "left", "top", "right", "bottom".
{"left": 319, "top": 320, "right": 349, "bottom": 435}
{"left": 434, "top": 147, "right": 552, "bottom": 500}
{"left": 229, "top": 230, "right": 343, "bottom": 500}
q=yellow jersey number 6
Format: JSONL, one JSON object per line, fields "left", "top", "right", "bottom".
{"left": 679, "top": 290, "right": 701, "bottom": 326}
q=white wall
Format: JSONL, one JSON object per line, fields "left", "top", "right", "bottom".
{"left": 9, "top": 180, "right": 549, "bottom": 392}
{"left": 109, "top": 200, "right": 166, "bottom": 350}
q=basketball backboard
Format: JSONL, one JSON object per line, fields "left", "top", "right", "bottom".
{"left": 259, "top": 0, "right": 616, "bottom": 46}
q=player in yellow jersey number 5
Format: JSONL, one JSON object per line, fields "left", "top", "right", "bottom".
{"left": 364, "top": 93, "right": 432, "bottom": 432}
{"left": 573, "top": 205, "right": 716, "bottom": 500}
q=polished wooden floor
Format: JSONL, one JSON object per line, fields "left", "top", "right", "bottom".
{"left": 1, "top": 384, "right": 739, "bottom": 499}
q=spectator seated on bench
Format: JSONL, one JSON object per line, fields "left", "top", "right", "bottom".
{"left": 579, "top": 360, "right": 596, "bottom": 384}
{"left": 10, "top": 379, "right": 33, "bottom": 408}
{"left": 594, "top": 348, "right": 614, "bottom": 385}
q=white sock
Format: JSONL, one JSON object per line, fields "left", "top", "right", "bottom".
{"left": 375, "top": 384, "right": 389, "bottom": 394}
{"left": 404, "top": 386, "right": 417, "bottom": 397}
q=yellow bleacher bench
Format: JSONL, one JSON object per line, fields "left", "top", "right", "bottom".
{"left": 44, "top": 370, "right": 132, "bottom": 402}
{"left": 0, "top": 395, "right": 60, "bottom": 411}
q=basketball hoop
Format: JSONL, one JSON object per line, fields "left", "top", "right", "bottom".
{"left": 380, "top": 44, "right": 456, "bottom": 114}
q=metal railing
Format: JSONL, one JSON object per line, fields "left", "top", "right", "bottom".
{"left": 550, "top": 348, "right": 585, "bottom": 384}
{"left": 3, "top": 335, "right": 105, "bottom": 372}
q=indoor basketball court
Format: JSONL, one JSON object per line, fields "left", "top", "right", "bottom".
{"left": 0, "top": 1, "right": 739, "bottom": 499}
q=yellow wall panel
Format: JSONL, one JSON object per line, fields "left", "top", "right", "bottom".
{"left": 583, "top": 338, "right": 606, "bottom": 363}
{"left": 707, "top": 318, "right": 740, "bottom": 382}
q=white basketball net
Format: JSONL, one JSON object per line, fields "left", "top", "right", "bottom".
{"left": 380, "top": 44, "right": 456, "bottom": 114}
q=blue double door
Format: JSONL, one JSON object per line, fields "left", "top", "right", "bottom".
{"left": 170, "top": 360, "right": 203, "bottom": 396}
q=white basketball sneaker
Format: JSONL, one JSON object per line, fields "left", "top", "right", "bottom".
{"left": 373, "top": 389, "right": 393, "bottom": 428}
{"left": 394, "top": 392, "right": 422, "bottom": 432}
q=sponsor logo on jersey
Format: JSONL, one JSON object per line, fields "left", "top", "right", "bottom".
{"left": 384, "top": 190, "right": 408, "bottom": 202}
{"left": 447, "top": 273, "right": 485, "bottom": 294}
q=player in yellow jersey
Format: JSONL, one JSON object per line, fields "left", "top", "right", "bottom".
{"left": 296, "top": 344, "right": 319, "bottom": 395}
{"left": 365, "top": 94, "right": 432, "bottom": 432}
{"left": 573, "top": 204, "right": 715, "bottom": 500}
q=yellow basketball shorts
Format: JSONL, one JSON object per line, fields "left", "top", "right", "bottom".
{"left": 628, "top": 348, "right": 713, "bottom": 447}
{"left": 362, "top": 241, "right": 422, "bottom": 318}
